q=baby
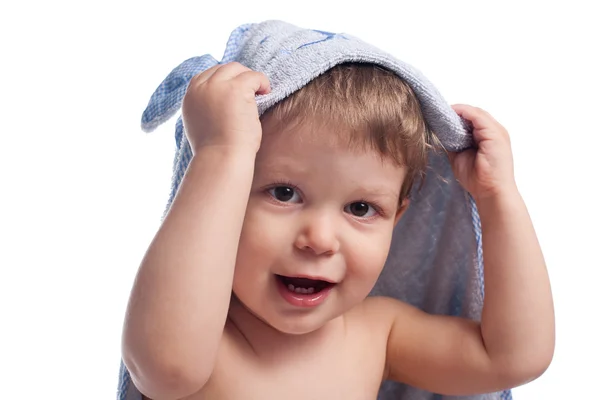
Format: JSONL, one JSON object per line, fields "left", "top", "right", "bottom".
{"left": 121, "top": 61, "right": 554, "bottom": 399}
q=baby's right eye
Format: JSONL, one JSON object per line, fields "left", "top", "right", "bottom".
{"left": 268, "top": 186, "right": 302, "bottom": 203}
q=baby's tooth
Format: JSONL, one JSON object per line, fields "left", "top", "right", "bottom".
{"left": 287, "top": 285, "right": 316, "bottom": 295}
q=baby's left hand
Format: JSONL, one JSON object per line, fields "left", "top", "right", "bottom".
{"left": 449, "top": 104, "right": 517, "bottom": 202}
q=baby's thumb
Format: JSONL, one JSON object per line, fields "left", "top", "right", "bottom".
{"left": 448, "top": 149, "right": 475, "bottom": 183}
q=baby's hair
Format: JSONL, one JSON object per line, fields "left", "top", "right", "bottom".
{"left": 261, "top": 63, "right": 443, "bottom": 203}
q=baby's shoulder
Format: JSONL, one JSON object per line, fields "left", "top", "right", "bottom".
{"left": 348, "top": 296, "right": 419, "bottom": 334}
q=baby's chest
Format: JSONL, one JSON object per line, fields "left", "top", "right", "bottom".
{"left": 199, "top": 359, "right": 382, "bottom": 400}
{"left": 195, "top": 336, "right": 386, "bottom": 400}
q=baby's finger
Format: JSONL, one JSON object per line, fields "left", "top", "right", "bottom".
{"left": 190, "top": 64, "right": 223, "bottom": 85}
{"left": 451, "top": 104, "right": 499, "bottom": 131}
{"left": 211, "top": 61, "right": 253, "bottom": 82}
{"left": 233, "top": 70, "right": 272, "bottom": 96}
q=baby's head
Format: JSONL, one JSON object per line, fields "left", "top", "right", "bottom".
{"left": 232, "top": 63, "right": 435, "bottom": 334}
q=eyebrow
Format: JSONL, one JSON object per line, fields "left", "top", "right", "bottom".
{"left": 357, "top": 186, "right": 400, "bottom": 201}
{"left": 255, "top": 160, "right": 310, "bottom": 181}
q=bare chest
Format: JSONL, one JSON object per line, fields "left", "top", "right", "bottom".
{"left": 191, "top": 324, "right": 387, "bottom": 400}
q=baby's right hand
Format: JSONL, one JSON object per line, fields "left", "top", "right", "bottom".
{"left": 181, "top": 62, "right": 271, "bottom": 155}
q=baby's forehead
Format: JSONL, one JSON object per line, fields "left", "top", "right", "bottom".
{"left": 261, "top": 115, "right": 371, "bottom": 153}
{"left": 258, "top": 128, "right": 374, "bottom": 166}
{"left": 257, "top": 131, "right": 404, "bottom": 178}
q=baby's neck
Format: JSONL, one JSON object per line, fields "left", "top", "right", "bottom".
{"left": 227, "top": 295, "right": 345, "bottom": 361}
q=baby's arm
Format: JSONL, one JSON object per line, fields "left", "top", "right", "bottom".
{"left": 477, "top": 181, "right": 554, "bottom": 375}
{"left": 451, "top": 105, "right": 554, "bottom": 384}
{"left": 382, "top": 105, "right": 554, "bottom": 395}
{"left": 121, "top": 63, "right": 270, "bottom": 400}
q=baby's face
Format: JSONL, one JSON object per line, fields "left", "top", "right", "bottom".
{"left": 232, "top": 119, "right": 408, "bottom": 334}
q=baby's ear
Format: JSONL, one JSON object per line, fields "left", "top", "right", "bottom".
{"left": 394, "top": 198, "right": 410, "bottom": 226}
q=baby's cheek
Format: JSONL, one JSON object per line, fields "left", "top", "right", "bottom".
{"left": 346, "top": 235, "right": 390, "bottom": 281}
{"left": 237, "top": 206, "right": 284, "bottom": 263}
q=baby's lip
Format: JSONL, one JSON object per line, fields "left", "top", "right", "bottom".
{"left": 275, "top": 273, "right": 338, "bottom": 284}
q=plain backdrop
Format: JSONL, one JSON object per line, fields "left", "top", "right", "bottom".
{"left": 1, "top": 1, "right": 598, "bottom": 399}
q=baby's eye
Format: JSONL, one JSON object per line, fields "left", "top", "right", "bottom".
{"left": 345, "top": 202, "right": 377, "bottom": 218}
{"left": 268, "top": 186, "right": 301, "bottom": 203}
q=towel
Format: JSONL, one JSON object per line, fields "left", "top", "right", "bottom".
{"left": 118, "top": 20, "right": 513, "bottom": 400}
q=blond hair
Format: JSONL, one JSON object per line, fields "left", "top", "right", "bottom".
{"left": 262, "top": 63, "right": 440, "bottom": 203}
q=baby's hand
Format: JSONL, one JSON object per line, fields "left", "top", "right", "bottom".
{"left": 448, "top": 104, "right": 517, "bottom": 201}
{"left": 181, "top": 62, "right": 271, "bottom": 155}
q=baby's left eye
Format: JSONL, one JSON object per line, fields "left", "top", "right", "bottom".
{"left": 268, "top": 186, "right": 302, "bottom": 203}
{"left": 344, "top": 202, "right": 377, "bottom": 218}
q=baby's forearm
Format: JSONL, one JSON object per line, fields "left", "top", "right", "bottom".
{"left": 478, "top": 189, "right": 555, "bottom": 382}
{"left": 122, "top": 146, "right": 256, "bottom": 398}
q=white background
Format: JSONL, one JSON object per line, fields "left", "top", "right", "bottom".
{"left": 1, "top": 1, "right": 598, "bottom": 399}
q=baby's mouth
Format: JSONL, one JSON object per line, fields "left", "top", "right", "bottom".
{"left": 275, "top": 274, "right": 335, "bottom": 294}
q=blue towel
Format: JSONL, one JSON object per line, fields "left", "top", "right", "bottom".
{"left": 118, "top": 20, "right": 512, "bottom": 400}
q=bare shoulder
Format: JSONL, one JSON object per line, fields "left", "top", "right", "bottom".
{"left": 361, "top": 295, "right": 418, "bottom": 313}
{"left": 359, "top": 296, "right": 420, "bottom": 326}
{"left": 345, "top": 296, "right": 419, "bottom": 342}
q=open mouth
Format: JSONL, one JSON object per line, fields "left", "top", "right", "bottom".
{"left": 275, "top": 274, "right": 335, "bottom": 295}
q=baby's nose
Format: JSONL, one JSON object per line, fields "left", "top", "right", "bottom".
{"left": 293, "top": 212, "right": 340, "bottom": 256}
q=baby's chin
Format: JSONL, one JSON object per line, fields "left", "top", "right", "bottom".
{"left": 264, "top": 314, "right": 332, "bottom": 336}
{"left": 231, "top": 292, "right": 342, "bottom": 336}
